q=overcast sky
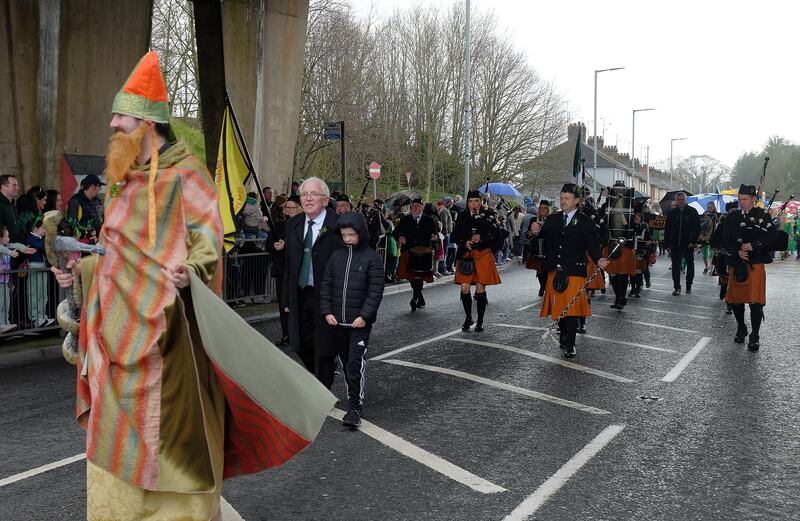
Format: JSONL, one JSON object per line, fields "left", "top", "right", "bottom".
{"left": 349, "top": 0, "right": 799, "bottom": 170}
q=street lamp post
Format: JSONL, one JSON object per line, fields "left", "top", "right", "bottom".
{"left": 463, "top": 0, "right": 472, "bottom": 198}
{"left": 670, "top": 137, "right": 688, "bottom": 186}
{"left": 631, "top": 108, "right": 655, "bottom": 188}
{"left": 593, "top": 67, "right": 624, "bottom": 196}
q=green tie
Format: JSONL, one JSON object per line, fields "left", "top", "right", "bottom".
{"left": 298, "top": 219, "right": 315, "bottom": 288}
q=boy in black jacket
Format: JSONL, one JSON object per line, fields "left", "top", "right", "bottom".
{"left": 320, "top": 212, "right": 385, "bottom": 427}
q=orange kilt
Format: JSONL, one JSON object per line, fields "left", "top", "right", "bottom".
{"left": 586, "top": 255, "right": 605, "bottom": 290}
{"left": 725, "top": 263, "right": 766, "bottom": 305}
{"left": 604, "top": 246, "right": 636, "bottom": 276}
{"left": 454, "top": 248, "right": 501, "bottom": 285}
{"left": 397, "top": 250, "right": 434, "bottom": 283}
{"left": 540, "top": 271, "right": 592, "bottom": 320}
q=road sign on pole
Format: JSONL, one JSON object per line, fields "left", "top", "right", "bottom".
{"left": 369, "top": 162, "right": 381, "bottom": 180}
{"left": 323, "top": 121, "right": 342, "bottom": 141}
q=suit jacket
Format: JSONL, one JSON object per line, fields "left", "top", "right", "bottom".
{"left": 392, "top": 213, "right": 438, "bottom": 252}
{"left": 281, "top": 210, "right": 344, "bottom": 355}
{"left": 719, "top": 207, "right": 777, "bottom": 266}
{"left": 536, "top": 210, "right": 602, "bottom": 276}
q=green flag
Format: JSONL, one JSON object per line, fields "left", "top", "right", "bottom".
{"left": 572, "top": 126, "right": 583, "bottom": 183}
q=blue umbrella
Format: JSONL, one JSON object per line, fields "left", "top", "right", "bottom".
{"left": 686, "top": 193, "right": 737, "bottom": 214}
{"left": 477, "top": 182, "right": 521, "bottom": 197}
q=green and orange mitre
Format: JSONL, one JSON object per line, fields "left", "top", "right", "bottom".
{"left": 111, "top": 51, "right": 170, "bottom": 123}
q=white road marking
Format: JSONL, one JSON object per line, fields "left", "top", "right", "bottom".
{"left": 220, "top": 496, "right": 246, "bottom": 521}
{"left": 371, "top": 329, "right": 462, "bottom": 361}
{"left": 0, "top": 453, "right": 86, "bottom": 488}
{"left": 1, "top": 453, "right": 247, "bottom": 521}
{"left": 647, "top": 287, "right": 719, "bottom": 299}
{"left": 328, "top": 409, "right": 506, "bottom": 494}
{"left": 449, "top": 338, "right": 635, "bottom": 383}
{"left": 382, "top": 359, "right": 610, "bottom": 415}
{"left": 650, "top": 280, "right": 716, "bottom": 288}
{"left": 662, "top": 337, "right": 712, "bottom": 382}
{"left": 502, "top": 424, "right": 625, "bottom": 521}
{"left": 636, "top": 307, "right": 710, "bottom": 320}
{"left": 494, "top": 323, "right": 676, "bottom": 353}
{"left": 516, "top": 298, "right": 542, "bottom": 311}
{"left": 590, "top": 313, "right": 700, "bottom": 333}
{"left": 639, "top": 298, "right": 711, "bottom": 310}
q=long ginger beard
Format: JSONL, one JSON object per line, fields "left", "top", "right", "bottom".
{"left": 104, "top": 122, "right": 151, "bottom": 185}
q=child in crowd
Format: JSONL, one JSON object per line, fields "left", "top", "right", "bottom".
{"left": 25, "top": 219, "right": 54, "bottom": 328}
{"left": 0, "top": 226, "right": 34, "bottom": 334}
{"left": 320, "top": 212, "right": 385, "bottom": 428}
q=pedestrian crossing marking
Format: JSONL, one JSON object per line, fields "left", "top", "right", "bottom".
{"left": 448, "top": 337, "right": 635, "bottom": 383}
{"left": 495, "top": 323, "right": 676, "bottom": 353}
{"left": 327, "top": 409, "right": 507, "bottom": 494}
{"left": 381, "top": 359, "right": 610, "bottom": 415}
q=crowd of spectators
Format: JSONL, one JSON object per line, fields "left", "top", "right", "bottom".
{"left": 0, "top": 173, "right": 108, "bottom": 334}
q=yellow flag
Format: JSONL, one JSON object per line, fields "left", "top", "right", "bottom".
{"left": 215, "top": 106, "right": 250, "bottom": 251}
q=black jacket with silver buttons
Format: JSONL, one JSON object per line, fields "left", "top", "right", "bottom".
{"left": 534, "top": 209, "right": 603, "bottom": 276}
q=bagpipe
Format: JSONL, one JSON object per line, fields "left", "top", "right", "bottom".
{"left": 43, "top": 210, "right": 106, "bottom": 365}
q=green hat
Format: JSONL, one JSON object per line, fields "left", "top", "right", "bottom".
{"left": 111, "top": 51, "right": 170, "bottom": 123}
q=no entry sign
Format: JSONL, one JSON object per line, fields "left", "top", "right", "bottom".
{"left": 369, "top": 161, "right": 381, "bottom": 180}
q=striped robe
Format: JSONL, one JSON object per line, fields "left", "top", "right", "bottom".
{"left": 75, "top": 141, "right": 334, "bottom": 512}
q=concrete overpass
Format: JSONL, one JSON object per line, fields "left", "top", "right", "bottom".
{"left": 0, "top": 0, "right": 309, "bottom": 194}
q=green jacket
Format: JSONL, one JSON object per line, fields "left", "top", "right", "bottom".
{"left": 0, "top": 193, "right": 22, "bottom": 243}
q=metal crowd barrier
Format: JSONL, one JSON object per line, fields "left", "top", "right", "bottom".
{"left": 0, "top": 265, "right": 63, "bottom": 338}
{"left": 221, "top": 243, "right": 277, "bottom": 305}
{"left": 0, "top": 247, "right": 277, "bottom": 339}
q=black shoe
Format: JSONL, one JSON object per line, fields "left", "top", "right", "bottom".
{"left": 410, "top": 298, "right": 417, "bottom": 312}
{"left": 672, "top": 288, "right": 681, "bottom": 296}
{"left": 342, "top": 408, "right": 362, "bottom": 427}
{"left": 734, "top": 325, "right": 748, "bottom": 343}
{"left": 474, "top": 322, "right": 484, "bottom": 332}
{"left": 725, "top": 304, "right": 733, "bottom": 315}
{"left": 577, "top": 325, "right": 587, "bottom": 334}
{"left": 645, "top": 281, "right": 651, "bottom": 288}
{"left": 538, "top": 288, "right": 545, "bottom": 297}
{"left": 275, "top": 335, "right": 289, "bottom": 347}
{"left": 633, "top": 291, "right": 641, "bottom": 298}
{"left": 686, "top": 286, "right": 692, "bottom": 294}
{"left": 564, "top": 345, "right": 576, "bottom": 358}
{"left": 610, "top": 303, "right": 621, "bottom": 310}
{"left": 747, "top": 334, "right": 760, "bottom": 351}
{"left": 417, "top": 297, "right": 426, "bottom": 308}
{"left": 600, "top": 288, "right": 606, "bottom": 294}
{"left": 703, "top": 268, "right": 708, "bottom": 274}
{"left": 462, "top": 319, "right": 473, "bottom": 332}
{"left": 628, "top": 289, "right": 636, "bottom": 297}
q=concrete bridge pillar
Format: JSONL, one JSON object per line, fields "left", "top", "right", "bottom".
{"left": 219, "top": 0, "right": 309, "bottom": 194}
{"left": 0, "top": 0, "right": 150, "bottom": 190}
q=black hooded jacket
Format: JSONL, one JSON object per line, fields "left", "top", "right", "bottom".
{"left": 320, "top": 212, "right": 385, "bottom": 325}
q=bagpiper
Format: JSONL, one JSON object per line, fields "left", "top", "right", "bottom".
{"left": 452, "top": 190, "right": 502, "bottom": 332}
{"left": 525, "top": 200, "right": 551, "bottom": 296}
{"left": 718, "top": 184, "right": 777, "bottom": 350}
{"left": 579, "top": 187, "right": 606, "bottom": 333}
{"left": 601, "top": 181, "right": 637, "bottom": 310}
{"left": 710, "top": 200, "right": 738, "bottom": 314}
{"left": 393, "top": 197, "right": 439, "bottom": 311}
{"left": 531, "top": 183, "right": 609, "bottom": 358}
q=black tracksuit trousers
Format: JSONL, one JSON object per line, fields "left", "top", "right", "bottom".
{"left": 319, "top": 325, "right": 372, "bottom": 411}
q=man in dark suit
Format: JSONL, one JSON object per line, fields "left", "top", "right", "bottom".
{"left": 531, "top": 183, "right": 609, "bottom": 358}
{"left": 392, "top": 197, "right": 439, "bottom": 311}
{"left": 282, "top": 177, "right": 344, "bottom": 385}
{"left": 664, "top": 191, "right": 701, "bottom": 295}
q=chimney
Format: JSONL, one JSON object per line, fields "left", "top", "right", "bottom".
{"left": 587, "top": 135, "right": 604, "bottom": 149}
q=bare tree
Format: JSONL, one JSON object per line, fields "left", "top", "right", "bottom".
{"left": 150, "top": 0, "right": 200, "bottom": 124}
{"left": 674, "top": 155, "right": 732, "bottom": 193}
